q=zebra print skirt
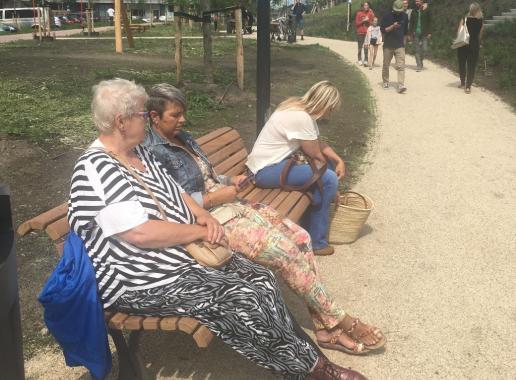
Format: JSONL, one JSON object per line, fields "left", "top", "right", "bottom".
{"left": 112, "top": 253, "right": 319, "bottom": 379}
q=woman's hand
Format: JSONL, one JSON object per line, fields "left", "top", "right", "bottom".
{"left": 335, "top": 160, "right": 346, "bottom": 180}
{"left": 196, "top": 211, "right": 225, "bottom": 244}
{"left": 231, "top": 175, "right": 248, "bottom": 190}
{"left": 205, "top": 186, "right": 238, "bottom": 208}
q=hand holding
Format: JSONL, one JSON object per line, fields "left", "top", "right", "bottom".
{"left": 335, "top": 160, "right": 346, "bottom": 180}
{"left": 197, "top": 212, "right": 225, "bottom": 244}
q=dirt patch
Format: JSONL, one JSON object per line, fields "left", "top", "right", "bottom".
{"left": 1, "top": 36, "right": 375, "bottom": 376}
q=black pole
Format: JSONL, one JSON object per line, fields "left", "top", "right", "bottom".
{"left": 0, "top": 184, "right": 25, "bottom": 380}
{"left": 256, "top": 0, "right": 270, "bottom": 135}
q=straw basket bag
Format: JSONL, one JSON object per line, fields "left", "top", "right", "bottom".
{"left": 328, "top": 191, "right": 373, "bottom": 244}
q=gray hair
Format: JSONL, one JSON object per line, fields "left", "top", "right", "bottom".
{"left": 146, "top": 83, "right": 187, "bottom": 117}
{"left": 91, "top": 78, "right": 148, "bottom": 133}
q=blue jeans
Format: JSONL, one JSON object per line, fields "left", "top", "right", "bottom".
{"left": 254, "top": 160, "right": 339, "bottom": 250}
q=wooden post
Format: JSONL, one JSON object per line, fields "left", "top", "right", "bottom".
{"left": 114, "top": 0, "right": 122, "bottom": 53}
{"left": 235, "top": 8, "right": 244, "bottom": 90}
{"left": 174, "top": 6, "right": 183, "bottom": 85}
{"left": 121, "top": 3, "right": 134, "bottom": 49}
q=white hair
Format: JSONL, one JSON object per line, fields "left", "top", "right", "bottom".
{"left": 91, "top": 78, "right": 148, "bottom": 133}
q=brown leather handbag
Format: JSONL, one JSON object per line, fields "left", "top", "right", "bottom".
{"left": 279, "top": 151, "right": 328, "bottom": 193}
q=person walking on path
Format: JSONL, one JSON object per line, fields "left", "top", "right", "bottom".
{"left": 106, "top": 7, "right": 115, "bottom": 25}
{"left": 355, "top": 2, "right": 375, "bottom": 66}
{"left": 381, "top": 0, "right": 410, "bottom": 93}
{"left": 457, "top": 2, "right": 484, "bottom": 94}
{"left": 409, "top": 0, "right": 432, "bottom": 72}
{"left": 364, "top": 17, "right": 382, "bottom": 69}
{"left": 292, "top": 0, "right": 306, "bottom": 41}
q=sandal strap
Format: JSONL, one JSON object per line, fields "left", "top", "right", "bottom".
{"left": 329, "top": 328, "right": 344, "bottom": 345}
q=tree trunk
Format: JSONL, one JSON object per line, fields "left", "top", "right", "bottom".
{"left": 201, "top": 0, "right": 213, "bottom": 83}
{"left": 174, "top": 6, "right": 183, "bottom": 85}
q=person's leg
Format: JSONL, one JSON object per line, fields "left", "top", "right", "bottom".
{"left": 363, "top": 36, "right": 369, "bottom": 63}
{"left": 395, "top": 47, "right": 406, "bottom": 88}
{"left": 457, "top": 47, "right": 467, "bottom": 87}
{"left": 414, "top": 35, "right": 423, "bottom": 69}
{"left": 357, "top": 34, "right": 365, "bottom": 62}
{"left": 367, "top": 45, "right": 374, "bottom": 68}
{"left": 113, "top": 255, "right": 319, "bottom": 378}
{"left": 421, "top": 36, "right": 428, "bottom": 68}
{"left": 382, "top": 47, "right": 394, "bottom": 85}
{"left": 372, "top": 45, "right": 379, "bottom": 66}
{"left": 466, "top": 47, "right": 479, "bottom": 89}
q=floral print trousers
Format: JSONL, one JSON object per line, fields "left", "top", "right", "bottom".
{"left": 224, "top": 201, "right": 346, "bottom": 330}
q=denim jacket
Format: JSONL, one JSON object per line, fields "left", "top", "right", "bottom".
{"left": 143, "top": 127, "right": 230, "bottom": 206}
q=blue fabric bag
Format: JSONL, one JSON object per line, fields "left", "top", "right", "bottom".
{"left": 38, "top": 231, "right": 111, "bottom": 380}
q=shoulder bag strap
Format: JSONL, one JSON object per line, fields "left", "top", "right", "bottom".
{"left": 101, "top": 149, "right": 168, "bottom": 221}
{"left": 279, "top": 155, "right": 328, "bottom": 193}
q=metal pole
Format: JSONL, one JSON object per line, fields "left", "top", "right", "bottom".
{"left": 0, "top": 185, "right": 25, "bottom": 380}
{"left": 256, "top": 0, "right": 270, "bottom": 135}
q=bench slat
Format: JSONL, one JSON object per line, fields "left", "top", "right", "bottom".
{"left": 261, "top": 188, "right": 282, "bottom": 205}
{"left": 237, "top": 183, "right": 256, "bottom": 198}
{"left": 276, "top": 192, "right": 304, "bottom": 218}
{"left": 192, "top": 325, "right": 214, "bottom": 348}
{"left": 206, "top": 139, "right": 246, "bottom": 167}
{"left": 17, "top": 202, "right": 68, "bottom": 236}
{"left": 109, "top": 312, "right": 129, "bottom": 329}
{"left": 177, "top": 317, "right": 200, "bottom": 334}
{"left": 200, "top": 130, "right": 241, "bottom": 156}
{"left": 285, "top": 195, "right": 311, "bottom": 223}
{"left": 224, "top": 160, "right": 247, "bottom": 177}
{"left": 142, "top": 316, "right": 161, "bottom": 330}
{"left": 124, "top": 316, "right": 145, "bottom": 330}
{"left": 45, "top": 217, "right": 70, "bottom": 241}
{"left": 269, "top": 192, "right": 290, "bottom": 209}
{"left": 196, "top": 127, "right": 232, "bottom": 146}
{"left": 213, "top": 148, "right": 247, "bottom": 174}
{"left": 251, "top": 189, "right": 274, "bottom": 203}
{"left": 160, "top": 316, "right": 179, "bottom": 331}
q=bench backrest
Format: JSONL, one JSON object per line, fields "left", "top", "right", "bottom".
{"left": 17, "top": 128, "right": 310, "bottom": 254}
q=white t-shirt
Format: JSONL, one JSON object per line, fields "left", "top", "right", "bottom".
{"left": 246, "top": 110, "right": 319, "bottom": 173}
{"left": 107, "top": 8, "right": 115, "bottom": 17}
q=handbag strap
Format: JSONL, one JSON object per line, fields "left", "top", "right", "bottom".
{"left": 279, "top": 155, "right": 328, "bottom": 193}
{"left": 101, "top": 149, "right": 168, "bottom": 221}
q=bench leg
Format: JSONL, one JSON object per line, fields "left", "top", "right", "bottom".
{"left": 109, "top": 328, "right": 140, "bottom": 380}
{"left": 128, "top": 331, "right": 149, "bottom": 380}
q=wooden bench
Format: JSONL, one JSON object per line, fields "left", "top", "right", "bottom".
{"left": 17, "top": 127, "right": 311, "bottom": 379}
{"left": 128, "top": 24, "right": 150, "bottom": 32}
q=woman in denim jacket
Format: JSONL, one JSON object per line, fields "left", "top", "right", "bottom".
{"left": 142, "top": 83, "right": 385, "bottom": 356}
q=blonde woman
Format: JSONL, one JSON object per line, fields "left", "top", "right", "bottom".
{"left": 457, "top": 2, "right": 484, "bottom": 93}
{"left": 247, "top": 81, "right": 345, "bottom": 257}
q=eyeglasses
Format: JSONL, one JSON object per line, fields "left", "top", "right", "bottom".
{"left": 135, "top": 111, "right": 150, "bottom": 121}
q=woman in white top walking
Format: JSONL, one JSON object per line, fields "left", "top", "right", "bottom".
{"left": 247, "top": 81, "right": 345, "bottom": 257}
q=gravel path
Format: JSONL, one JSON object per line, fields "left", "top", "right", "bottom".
{"left": 301, "top": 37, "right": 516, "bottom": 380}
{"left": 24, "top": 37, "right": 516, "bottom": 379}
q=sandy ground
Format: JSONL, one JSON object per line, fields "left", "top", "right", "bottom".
{"left": 22, "top": 38, "right": 516, "bottom": 379}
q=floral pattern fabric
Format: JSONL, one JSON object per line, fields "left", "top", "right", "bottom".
{"left": 195, "top": 156, "right": 346, "bottom": 329}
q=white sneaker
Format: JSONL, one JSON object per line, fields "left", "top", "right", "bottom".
{"left": 358, "top": 60, "right": 363, "bottom": 65}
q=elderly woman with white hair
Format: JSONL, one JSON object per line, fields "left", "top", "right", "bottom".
{"left": 68, "top": 78, "right": 367, "bottom": 380}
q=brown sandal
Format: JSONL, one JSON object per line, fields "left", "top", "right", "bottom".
{"left": 316, "top": 327, "right": 370, "bottom": 355}
{"left": 344, "top": 318, "right": 386, "bottom": 351}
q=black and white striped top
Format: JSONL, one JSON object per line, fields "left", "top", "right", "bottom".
{"left": 68, "top": 144, "right": 199, "bottom": 308}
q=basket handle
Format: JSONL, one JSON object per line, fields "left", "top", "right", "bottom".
{"left": 335, "top": 191, "right": 368, "bottom": 210}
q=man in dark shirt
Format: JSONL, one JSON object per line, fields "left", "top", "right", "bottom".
{"left": 292, "top": 0, "right": 306, "bottom": 40}
{"left": 381, "top": 0, "right": 410, "bottom": 93}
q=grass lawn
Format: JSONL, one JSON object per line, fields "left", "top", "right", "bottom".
{"left": 0, "top": 32, "right": 376, "bottom": 359}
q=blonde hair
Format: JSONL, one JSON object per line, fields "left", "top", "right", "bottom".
{"left": 468, "top": 2, "right": 483, "bottom": 19}
{"left": 276, "top": 80, "right": 341, "bottom": 118}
